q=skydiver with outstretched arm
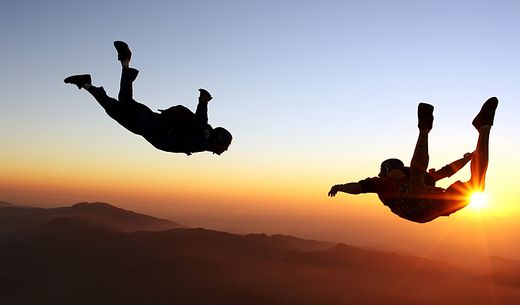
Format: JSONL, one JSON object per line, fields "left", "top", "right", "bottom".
{"left": 329, "top": 98, "right": 497, "bottom": 223}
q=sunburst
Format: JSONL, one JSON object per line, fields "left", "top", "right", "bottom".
{"left": 468, "top": 192, "right": 488, "bottom": 210}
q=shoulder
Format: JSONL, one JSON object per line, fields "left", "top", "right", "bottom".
{"left": 358, "top": 177, "right": 383, "bottom": 192}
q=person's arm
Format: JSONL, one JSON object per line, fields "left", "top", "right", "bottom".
{"left": 429, "top": 152, "right": 474, "bottom": 182}
{"left": 195, "top": 88, "right": 212, "bottom": 125}
{"left": 328, "top": 182, "right": 363, "bottom": 197}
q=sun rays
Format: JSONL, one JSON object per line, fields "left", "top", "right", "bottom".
{"left": 468, "top": 192, "right": 489, "bottom": 211}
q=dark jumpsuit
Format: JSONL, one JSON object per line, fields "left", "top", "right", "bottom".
{"left": 87, "top": 68, "right": 212, "bottom": 155}
{"left": 358, "top": 165, "right": 471, "bottom": 223}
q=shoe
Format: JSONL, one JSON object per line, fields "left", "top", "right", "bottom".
{"left": 472, "top": 97, "right": 498, "bottom": 130}
{"left": 198, "top": 88, "right": 213, "bottom": 103}
{"left": 418, "top": 102, "right": 434, "bottom": 131}
{"left": 114, "top": 41, "right": 132, "bottom": 61}
{"left": 64, "top": 74, "right": 91, "bottom": 89}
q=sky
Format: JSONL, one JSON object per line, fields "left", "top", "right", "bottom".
{"left": 1, "top": 0, "right": 520, "bottom": 263}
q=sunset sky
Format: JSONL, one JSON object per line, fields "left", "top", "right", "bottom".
{"left": 1, "top": 1, "right": 519, "bottom": 263}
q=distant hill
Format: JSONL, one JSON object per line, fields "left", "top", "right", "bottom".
{"left": 0, "top": 201, "right": 519, "bottom": 305}
{"left": 244, "top": 233, "right": 334, "bottom": 252}
{"left": 0, "top": 201, "right": 182, "bottom": 236}
{"left": 482, "top": 256, "right": 520, "bottom": 288}
{"left": 0, "top": 201, "right": 13, "bottom": 207}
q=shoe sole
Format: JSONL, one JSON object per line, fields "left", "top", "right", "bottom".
{"left": 472, "top": 97, "right": 498, "bottom": 129}
{"left": 114, "top": 41, "right": 131, "bottom": 61}
{"left": 418, "top": 103, "right": 434, "bottom": 131}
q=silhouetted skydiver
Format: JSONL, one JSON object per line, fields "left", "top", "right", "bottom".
{"left": 328, "top": 97, "right": 498, "bottom": 223}
{"left": 64, "top": 41, "right": 232, "bottom": 156}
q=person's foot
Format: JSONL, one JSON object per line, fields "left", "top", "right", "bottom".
{"left": 199, "top": 88, "right": 212, "bottom": 103}
{"left": 472, "top": 97, "right": 498, "bottom": 130}
{"left": 64, "top": 74, "right": 92, "bottom": 89}
{"left": 418, "top": 102, "right": 434, "bottom": 131}
{"left": 114, "top": 41, "right": 132, "bottom": 61}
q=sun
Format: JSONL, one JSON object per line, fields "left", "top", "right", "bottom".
{"left": 468, "top": 192, "right": 488, "bottom": 210}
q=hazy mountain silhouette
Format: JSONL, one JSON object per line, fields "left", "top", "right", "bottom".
{"left": 481, "top": 256, "right": 520, "bottom": 288}
{"left": 0, "top": 201, "right": 14, "bottom": 207}
{"left": 244, "top": 233, "right": 333, "bottom": 251}
{"left": 0, "top": 201, "right": 519, "bottom": 305}
{"left": 0, "top": 201, "right": 182, "bottom": 237}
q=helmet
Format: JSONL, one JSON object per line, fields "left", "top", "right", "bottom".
{"left": 212, "top": 127, "right": 232, "bottom": 155}
{"left": 379, "top": 158, "right": 404, "bottom": 177}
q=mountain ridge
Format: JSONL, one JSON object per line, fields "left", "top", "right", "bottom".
{"left": 1, "top": 200, "right": 519, "bottom": 305}
{"left": 0, "top": 201, "right": 183, "bottom": 236}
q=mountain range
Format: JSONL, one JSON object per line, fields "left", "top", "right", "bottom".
{"left": 0, "top": 201, "right": 519, "bottom": 305}
{"left": 0, "top": 201, "right": 181, "bottom": 237}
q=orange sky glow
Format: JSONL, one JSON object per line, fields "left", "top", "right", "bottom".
{"left": 1, "top": 1, "right": 519, "bottom": 269}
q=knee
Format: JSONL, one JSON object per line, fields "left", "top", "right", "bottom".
{"left": 88, "top": 86, "right": 107, "bottom": 98}
{"left": 471, "top": 181, "right": 485, "bottom": 192}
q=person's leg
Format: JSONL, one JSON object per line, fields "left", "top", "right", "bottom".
{"left": 435, "top": 97, "right": 498, "bottom": 218}
{"left": 467, "top": 97, "right": 498, "bottom": 191}
{"left": 118, "top": 67, "right": 139, "bottom": 102}
{"left": 64, "top": 74, "right": 120, "bottom": 115}
{"left": 112, "top": 41, "right": 162, "bottom": 138}
{"left": 195, "top": 89, "right": 212, "bottom": 125}
{"left": 469, "top": 125, "right": 491, "bottom": 191}
{"left": 86, "top": 85, "right": 119, "bottom": 114}
{"left": 409, "top": 103, "right": 434, "bottom": 192}
{"left": 113, "top": 41, "right": 139, "bottom": 102}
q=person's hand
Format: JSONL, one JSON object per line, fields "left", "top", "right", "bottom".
{"left": 328, "top": 185, "right": 339, "bottom": 197}
{"left": 199, "top": 88, "right": 212, "bottom": 103}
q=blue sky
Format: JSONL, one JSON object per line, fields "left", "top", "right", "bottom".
{"left": 2, "top": 1, "right": 518, "bottom": 154}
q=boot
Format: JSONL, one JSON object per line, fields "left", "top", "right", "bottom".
{"left": 64, "top": 74, "right": 92, "bottom": 89}
{"left": 472, "top": 97, "right": 498, "bottom": 130}
{"left": 418, "top": 102, "right": 434, "bottom": 131}
{"left": 114, "top": 41, "right": 132, "bottom": 61}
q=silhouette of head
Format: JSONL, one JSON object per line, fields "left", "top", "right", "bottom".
{"left": 210, "top": 127, "right": 232, "bottom": 155}
{"left": 379, "top": 158, "right": 404, "bottom": 178}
